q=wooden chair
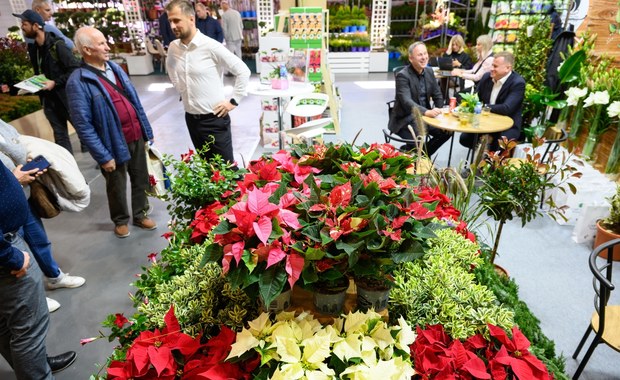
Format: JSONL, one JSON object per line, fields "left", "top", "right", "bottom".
{"left": 154, "top": 39, "right": 168, "bottom": 73}
{"left": 572, "top": 238, "right": 620, "bottom": 379}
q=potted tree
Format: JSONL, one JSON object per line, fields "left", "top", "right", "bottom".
{"left": 593, "top": 185, "right": 620, "bottom": 260}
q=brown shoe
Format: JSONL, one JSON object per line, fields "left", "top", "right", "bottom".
{"left": 134, "top": 218, "right": 157, "bottom": 230}
{"left": 114, "top": 224, "right": 130, "bottom": 238}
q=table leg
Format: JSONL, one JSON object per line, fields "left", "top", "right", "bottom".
{"left": 277, "top": 96, "right": 283, "bottom": 150}
{"left": 447, "top": 132, "right": 455, "bottom": 167}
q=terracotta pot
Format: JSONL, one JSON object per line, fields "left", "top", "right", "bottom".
{"left": 593, "top": 220, "right": 620, "bottom": 261}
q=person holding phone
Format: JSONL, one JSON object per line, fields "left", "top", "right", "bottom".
{"left": 0, "top": 120, "right": 86, "bottom": 314}
{"left": 0, "top": 160, "right": 77, "bottom": 379}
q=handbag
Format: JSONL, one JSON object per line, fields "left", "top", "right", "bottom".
{"left": 145, "top": 143, "right": 169, "bottom": 196}
{"left": 29, "top": 180, "right": 61, "bottom": 218}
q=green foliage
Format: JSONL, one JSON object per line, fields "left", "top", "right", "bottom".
{"left": 0, "top": 94, "right": 42, "bottom": 122}
{"left": 390, "top": 229, "right": 515, "bottom": 339}
{"left": 0, "top": 37, "right": 34, "bottom": 89}
{"left": 513, "top": 18, "right": 553, "bottom": 126}
{"left": 474, "top": 252, "right": 569, "bottom": 380}
{"left": 138, "top": 260, "right": 258, "bottom": 337}
{"left": 602, "top": 185, "right": 620, "bottom": 234}
{"left": 161, "top": 146, "right": 242, "bottom": 228}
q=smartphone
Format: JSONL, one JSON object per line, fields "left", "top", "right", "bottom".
{"left": 22, "top": 155, "right": 51, "bottom": 172}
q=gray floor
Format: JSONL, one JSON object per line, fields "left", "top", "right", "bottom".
{"left": 1, "top": 72, "right": 619, "bottom": 379}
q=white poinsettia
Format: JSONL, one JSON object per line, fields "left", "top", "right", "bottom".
{"left": 395, "top": 316, "right": 417, "bottom": 351}
{"left": 339, "top": 357, "right": 415, "bottom": 380}
{"left": 608, "top": 101, "right": 620, "bottom": 118}
{"left": 564, "top": 87, "right": 588, "bottom": 106}
{"left": 583, "top": 90, "right": 610, "bottom": 107}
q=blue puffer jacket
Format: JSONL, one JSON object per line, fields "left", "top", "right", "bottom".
{"left": 66, "top": 61, "right": 154, "bottom": 165}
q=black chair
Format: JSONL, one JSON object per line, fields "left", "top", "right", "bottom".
{"left": 538, "top": 128, "right": 569, "bottom": 208}
{"left": 572, "top": 238, "right": 620, "bottom": 379}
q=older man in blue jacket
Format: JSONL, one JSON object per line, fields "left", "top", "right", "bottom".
{"left": 67, "top": 26, "right": 156, "bottom": 239}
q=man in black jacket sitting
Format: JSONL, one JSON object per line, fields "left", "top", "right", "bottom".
{"left": 388, "top": 41, "right": 451, "bottom": 155}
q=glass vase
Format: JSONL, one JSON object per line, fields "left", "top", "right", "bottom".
{"left": 582, "top": 133, "right": 598, "bottom": 161}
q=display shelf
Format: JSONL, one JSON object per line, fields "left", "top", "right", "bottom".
{"left": 488, "top": 0, "right": 570, "bottom": 45}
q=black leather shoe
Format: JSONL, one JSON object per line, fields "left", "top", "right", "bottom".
{"left": 47, "top": 351, "right": 77, "bottom": 373}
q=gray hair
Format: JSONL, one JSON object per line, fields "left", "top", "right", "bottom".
{"left": 166, "top": 0, "right": 195, "bottom": 16}
{"left": 74, "top": 26, "right": 97, "bottom": 54}
{"left": 408, "top": 41, "right": 426, "bottom": 56}
{"left": 494, "top": 51, "right": 515, "bottom": 66}
{"left": 31, "top": 0, "right": 50, "bottom": 10}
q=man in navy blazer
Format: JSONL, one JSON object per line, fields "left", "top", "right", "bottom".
{"left": 460, "top": 51, "right": 525, "bottom": 151}
{"left": 388, "top": 42, "right": 450, "bottom": 155}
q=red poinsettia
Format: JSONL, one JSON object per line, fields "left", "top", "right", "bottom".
{"left": 411, "top": 324, "right": 552, "bottom": 380}
{"left": 189, "top": 201, "right": 226, "bottom": 243}
{"left": 180, "top": 149, "right": 194, "bottom": 163}
{"left": 107, "top": 306, "right": 258, "bottom": 380}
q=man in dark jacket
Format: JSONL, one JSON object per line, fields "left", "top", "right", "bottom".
{"left": 195, "top": 2, "right": 224, "bottom": 43}
{"left": 388, "top": 41, "right": 449, "bottom": 155}
{"left": 14, "top": 10, "right": 80, "bottom": 154}
{"left": 67, "top": 26, "right": 157, "bottom": 239}
{"left": 460, "top": 51, "right": 526, "bottom": 151}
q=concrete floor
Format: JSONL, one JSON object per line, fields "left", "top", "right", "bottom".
{"left": 1, "top": 71, "right": 619, "bottom": 379}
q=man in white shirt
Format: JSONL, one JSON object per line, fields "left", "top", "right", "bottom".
{"left": 460, "top": 51, "right": 525, "bottom": 151}
{"left": 165, "top": 0, "right": 250, "bottom": 165}
{"left": 29, "top": 0, "right": 74, "bottom": 49}
{"left": 220, "top": 0, "right": 244, "bottom": 75}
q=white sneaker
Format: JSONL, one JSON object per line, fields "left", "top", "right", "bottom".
{"left": 47, "top": 297, "right": 60, "bottom": 313}
{"left": 46, "top": 272, "right": 86, "bottom": 290}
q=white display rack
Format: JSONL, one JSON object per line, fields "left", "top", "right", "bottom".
{"left": 370, "top": 0, "right": 390, "bottom": 51}
{"left": 327, "top": 52, "right": 370, "bottom": 74}
{"left": 122, "top": 0, "right": 146, "bottom": 54}
{"left": 10, "top": 0, "right": 28, "bottom": 28}
{"left": 256, "top": 0, "right": 274, "bottom": 35}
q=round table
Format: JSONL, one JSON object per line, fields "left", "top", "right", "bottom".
{"left": 422, "top": 112, "right": 514, "bottom": 166}
{"left": 248, "top": 82, "right": 315, "bottom": 149}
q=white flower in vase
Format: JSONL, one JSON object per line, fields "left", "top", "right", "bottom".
{"left": 608, "top": 100, "right": 620, "bottom": 118}
{"left": 583, "top": 90, "right": 610, "bottom": 108}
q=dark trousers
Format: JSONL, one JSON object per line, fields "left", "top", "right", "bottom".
{"left": 460, "top": 126, "right": 521, "bottom": 152}
{"left": 0, "top": 234, "right": 52, "bottom": 380}
{"left": 397, "top": 124, "right": 452, "bottom": 156}
{"left": 185, "top": 113, "right": 235, "bottom": 164}
{"left": 42, "top": 96, "right": 73, "bottom": 154}
{"left": 101, "top": 139, "right": 150, "bottom": 226}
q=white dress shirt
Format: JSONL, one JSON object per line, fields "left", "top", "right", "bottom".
{"left": 490, "top": 71, "right": 512, "bottom": 105}
{"left": 166, "top": 31, "right": 250, "bottom": 115}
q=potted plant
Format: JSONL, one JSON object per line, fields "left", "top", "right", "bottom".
{"left": 593, "top": 185, "right": 620, "bottom": 260}
{"left": 475, "top": 138, "right": 581, "bottom": 263}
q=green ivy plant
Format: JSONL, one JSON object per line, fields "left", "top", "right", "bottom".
{"left": 390, "top": 228, "right": 515, "bottom": 340}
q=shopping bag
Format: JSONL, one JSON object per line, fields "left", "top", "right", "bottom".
{"left": 145, "top": 143, "right": 169, "bottom": 196}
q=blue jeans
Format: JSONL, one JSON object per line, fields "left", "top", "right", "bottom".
{"left": 0, "top": 233, "right": 52, "bottom": 380}
{"left": 20, "top": 205, "right": 61, "bottom": 279}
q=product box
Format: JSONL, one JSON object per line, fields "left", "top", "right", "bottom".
{"left": 289, "top": 7, "right": 323, "bottom": 49}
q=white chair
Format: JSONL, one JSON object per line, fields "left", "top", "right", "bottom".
{"left": 146, "top": 39, "right": 162, "bottom": 72}
{"left": 154, "top": 39, "right": 168, "bottom": 73}
{"left": 285, "top": 93, "right": 331, "bottom": 145}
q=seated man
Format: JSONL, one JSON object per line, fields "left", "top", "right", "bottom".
{"left": 388, "top": 41, "right": 451, "bottom": 155}
{"left": 460, "top": 51, "right": 526, "bottom": 151}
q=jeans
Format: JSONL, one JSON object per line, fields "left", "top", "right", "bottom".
{"left": 0, "top": 233, "right": 52, "bottom": 380}
{"left": 20, "top": 205, "right": 61, "bottom": 278}
{"left": 185, "top": 113, "right": 235, "bottom": 164}
{"left": 101, "top": 139, "right": 150, "bottom": 226}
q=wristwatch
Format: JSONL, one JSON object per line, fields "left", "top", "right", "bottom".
{"left": 229, "top": 98, "right": 238, "bottom": 106}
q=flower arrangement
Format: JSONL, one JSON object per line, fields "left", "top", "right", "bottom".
{"left": 411, "top": 324, "right": 552, "bottom": 380}
{"left": 226, "top": 309, "right": 416, "bottom": 379}
{"left": 564, "top": 86, "right": 588, "bottom": 140}
{"left": 607, "top": 100, "right": 620, "bottom": 173}
{"left": 200, "top": 143, "right": 475, "bottom": 306}
{"left": 456, "top": 92, "right": 480, "bottom": 114}
{"left": 581, "top": 90, "right": 610, "bottom": 159}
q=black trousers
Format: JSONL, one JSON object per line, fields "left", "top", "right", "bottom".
{"left": 396, "top": 124, "right": 452, "bottom": 156}
{"left": 185, "top": 112, "right": 235, "bottom": 164}
{"left": 42, "top": 95, "right": 73, "bottom": 154}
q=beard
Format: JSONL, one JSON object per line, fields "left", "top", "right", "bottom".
{"left": 173, "top": 27, "right": 191, "bottom": 40}
{"left": 22, "top": 29, "right": 37, "bottom": 39}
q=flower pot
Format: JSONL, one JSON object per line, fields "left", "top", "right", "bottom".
{"left": 313, "top": 287, "right": 347, "bottom": 315}
{"left": 359, "top": 26, "right": 367, "bottom": 32}
{"left": 260, "top": 289, "right": 292, "bottom": 313}
{"left": 355, "top": 279, "right": 391, "bottom": 312}
{"left": 594, "top": 220, "right": 620, "bottom": 261}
